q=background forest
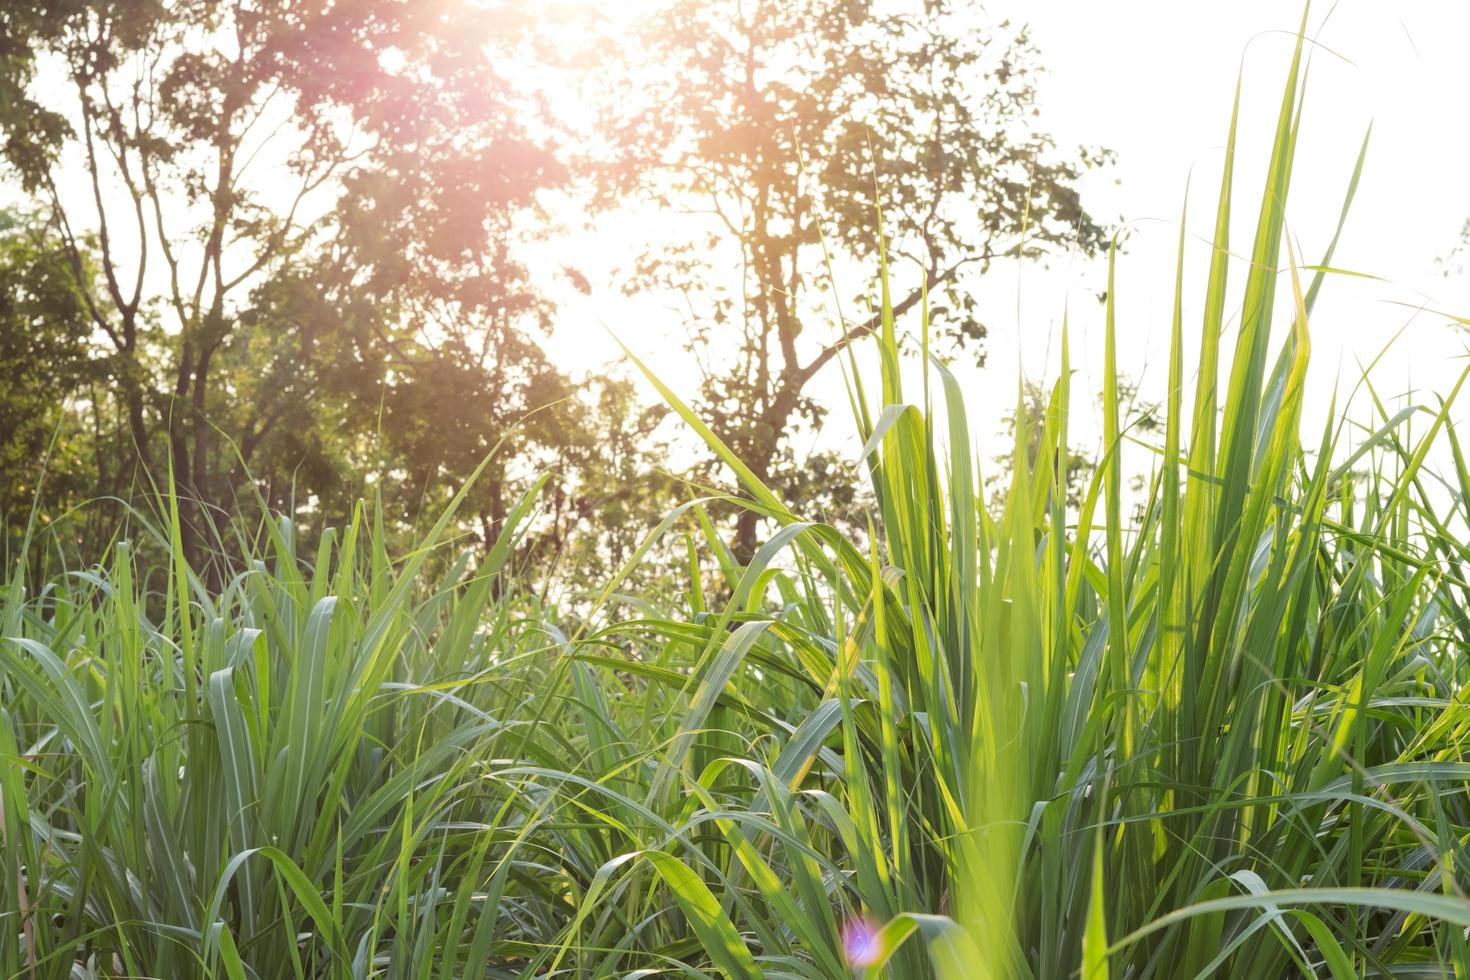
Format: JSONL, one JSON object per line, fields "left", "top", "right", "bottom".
{"left": 0, "top": 0, "right": 1110, "bottom": 585}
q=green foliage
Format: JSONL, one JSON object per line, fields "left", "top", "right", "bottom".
{"left": 0, "top": 0, "right": 1115, "bottom": 582}
{"left": 0, "top": 0, "right": 573, "bottom": 563}
{"left": 7, "top": 8, "right": 1470, "bottom": 980}
{"left": 594, "top": 0, "right": 1112, "bottom": 557}
{"left": 1, "top": 475, "right": 564, "bottom": 978}
{"left": 0, "top": 212, "right": 104, "bottom": 555}
{"left": 588, "top": 20, "right": 1470, "bottom": 971}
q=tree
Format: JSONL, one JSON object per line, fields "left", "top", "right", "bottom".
{"left": 0, "top": 211, "right": 101, "bottom": 555}
{"left": 0, "top": 0, "right": 565, "bottom": 559}
{"left": 596, "top": 0, "right": 1112, "bottom": 559}
{"left": 990, "top": 375, "right": 1159, "bottom": 515}
{"left": 528, "top": 376, "right": 678, "bottom": 595}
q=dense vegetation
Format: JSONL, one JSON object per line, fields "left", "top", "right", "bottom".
{"left": 0, "top": 0, "right": 1106, "bottom": 573}
{"left": 7, "top": 10, "right": 1470, "bottom": 980}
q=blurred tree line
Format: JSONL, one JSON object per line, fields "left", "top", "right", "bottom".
{"left": 0, "top": 0, "right": 1108, "bottom": 583}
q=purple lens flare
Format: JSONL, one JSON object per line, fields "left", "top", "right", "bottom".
{"left": 841, "top": 915, "right": 882, "bottom": 968}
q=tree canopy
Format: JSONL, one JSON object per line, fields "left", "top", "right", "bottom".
{"left": 0, "top": 0, "right": 1111, "bottom": 575}
{"left": 595, "top": 0, "right": 1112, "bottom": 556}
{"left": 0, "top": 0, "right": 576, "bottom": 562}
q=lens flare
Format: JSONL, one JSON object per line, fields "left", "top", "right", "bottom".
{"left": 841, "top": 915, "right": 881, "bottom": 968}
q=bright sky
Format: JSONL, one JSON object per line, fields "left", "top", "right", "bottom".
{"left": 1003, "top": 0, "right": 1470, "bottom": 449}
{"left": 543, "top": 0, "right": 1470, "bottom": 469}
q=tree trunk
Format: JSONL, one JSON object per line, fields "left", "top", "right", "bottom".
{"left": 188, "top": 343, "right": 221, "bottom": 582}
{"left": 732, "top": 436, "right": 777, "bottom": 566}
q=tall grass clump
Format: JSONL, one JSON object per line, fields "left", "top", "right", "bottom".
{"left": 579, "top": 15, "right": 1470, "bottom": 978}
{"left": 0, "top": 476, "right": 585, "bottom": 978}
{"left": 6, "top": 11, "right": 1470, "bottom": 979}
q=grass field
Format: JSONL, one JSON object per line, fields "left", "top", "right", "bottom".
{"left": 6, "top": 22, "right": 1470, "bottom": 980}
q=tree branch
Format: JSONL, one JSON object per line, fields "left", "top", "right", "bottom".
{"left": 795, "top": 253, "right": 987, "bottom": 386}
